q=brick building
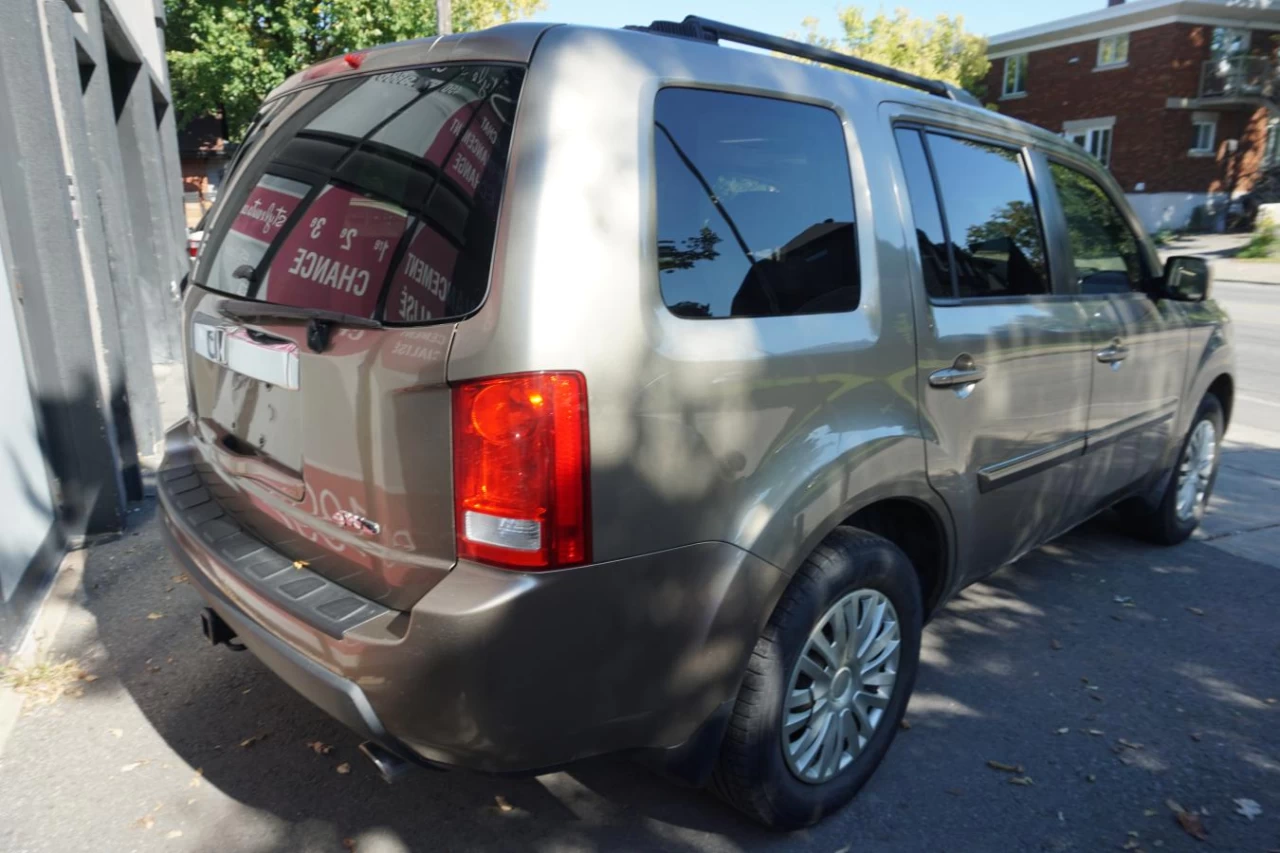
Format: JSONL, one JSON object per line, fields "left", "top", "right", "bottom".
{"left": 986, "top": 0, "right": 1280, "bottom": 231}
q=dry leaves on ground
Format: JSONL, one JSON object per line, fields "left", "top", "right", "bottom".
{"left": 1009, "top": 776, "right": 1034, "bottom": 786}
{"left": 987, "top": 760, "right": 1024, "bottom": 773}
{"left": 1185, "top": 606, "right": 1205, "bottom": 616}
{"left": 307, "top": 740, "right": 335, "bottom": 755}
{"left": 189, "top": 768, "right": 204, "bottom": 788}
{"left": 494, "top": 795, "right": 514, "bottom": 812}
{"left": 335, "top": 762, "right": 351, "bottom": 775}
{"left": 133, "top": 815, "right": 156, "bottom": 831}
{"left": 240, "top": 734, "right": 267, "bottom": 748}
{"left": 1166, "top": 799, "right": 1208, "bottom": 841}
{"left": 146, "top": 612, "right": 164, "bottom": 620}
{"left": 1, "top": 658, "right": 88, "bottom": 705}
{"left": 166, "top": 830, "right": 183, "bottom": 839}
{"left": 1232, "top": 798, "right": 1261, "bottom": 821}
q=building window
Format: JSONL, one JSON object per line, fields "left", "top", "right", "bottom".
{"left": 1065, "top": 120, "right": 1114, "bottom": 167}
{"left": 1265, "top": 120, "right": 1280, "bottom": 168}
{"left": 1003, "top": 54, "right": 1027, "bottom": 97}
{"left": 1190, "top": 117, "right": 1217, "bottom": 155}
{"left": 1097, "top": 34, "right": 1129, "bottom": 68}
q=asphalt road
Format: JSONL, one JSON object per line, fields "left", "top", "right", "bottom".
{"left": 1215, "top": 281, "right": 1280, "bottom": 436}
{"left": 1, "top": 286, "right": 1278, "bottom": 853}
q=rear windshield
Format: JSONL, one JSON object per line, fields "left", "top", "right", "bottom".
{"left": 193, "top": 64, "right": 523, "bottom": 325}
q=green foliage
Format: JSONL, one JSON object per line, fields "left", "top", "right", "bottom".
{"left": 796, "top": 7, "right": 990, "bottom": 98}
{"left": 1149, "top": 228, "right": 1177, "bottom": 247}
{"left": 166, "top": 0, "right": 543, "bottom": 137}
{"left": 1237, "top": 215, "right": 1277, "bottom": 258}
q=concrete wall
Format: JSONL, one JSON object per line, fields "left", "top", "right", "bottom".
{"left": 0, "top": 0, "right": 184, "bottom": 650}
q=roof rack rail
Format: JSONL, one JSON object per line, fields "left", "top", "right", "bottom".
{"left": 625, "top": 15, "right": 981, "bottom": 107}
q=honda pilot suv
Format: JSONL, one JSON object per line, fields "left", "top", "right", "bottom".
{"left": 159, "top": 17, "right": 1235, "bottom": 830}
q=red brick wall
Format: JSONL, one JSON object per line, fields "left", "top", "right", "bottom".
{"left": 984, "top": 23, "right": 1272, "bottom": 195}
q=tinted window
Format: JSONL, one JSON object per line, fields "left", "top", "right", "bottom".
{"left": 894, "top": 128, "right": 954, "bottom": 299}
{"left": 195, "top": 65, "right": 522, "bottom": 324}
{"left": 926, "top": 133, "right": 1049, "bottom": 298}
{"left": 1049, "top": 162, "right": 1144, "bottom": 294}
{"left": 654, "top": 88, "right": 858, "bottom": 319}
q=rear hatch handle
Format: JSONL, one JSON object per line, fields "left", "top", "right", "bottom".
{"left": 217, "top": 300, "right": 383, "bottom": 353}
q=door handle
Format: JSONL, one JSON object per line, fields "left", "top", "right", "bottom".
{"left": 929, "top": 355, "right": 986, "bottom": 389}
{"left": 1096, "top": 343, "right": 1129, "bottom": 364}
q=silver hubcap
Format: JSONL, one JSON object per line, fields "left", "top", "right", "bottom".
{"left": 782, "top": 589, "right": 901, "bottom": 785}
{"left": 1176, "top": 419, "right": 1217, "bottom": 521}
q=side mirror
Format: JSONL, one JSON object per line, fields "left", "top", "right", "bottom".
{"left": 1162, "top": 255, "right": 1211, "bottom": 302}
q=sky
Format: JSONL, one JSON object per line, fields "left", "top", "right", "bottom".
{"left": 530, "top": 0, "right": 1107, "bottom": 39}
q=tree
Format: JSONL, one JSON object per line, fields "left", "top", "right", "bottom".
{"left": 166, "top": 0, "right": 543, "bottom": 137}
{"left": 796, "top": 7, "right": 989, "bottom": 99}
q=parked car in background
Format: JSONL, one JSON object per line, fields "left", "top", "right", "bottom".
{"left": 158, "top": 17, "right": 1235, "bottom": 830}
{"left": 186, "top": 210, "right": 207, "bottom": 276}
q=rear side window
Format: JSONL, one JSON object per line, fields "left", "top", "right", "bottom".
{"left": 195, "top": 65, "right": 523, "bottom": 324}
{"left": 923, "top": 133, "right": 1049, "bottom": 299}
{"left": 893, "top": 128, "right": 953, "bottom": 300}
{"left": 654, "top": 88, "right": 858, "bottom": 319}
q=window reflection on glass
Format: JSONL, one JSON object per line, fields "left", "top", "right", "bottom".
{"left": 926, "top": 134, "right": 1049, "bottom": 298}
{"left": 654, "top": 88, "right": 859, "bottom": 319}
{"left": 194, "top": 65, "right": 523, "bottom": 324}
{"left": 1048, "top": 162, "right": 1143, "bottom": 294}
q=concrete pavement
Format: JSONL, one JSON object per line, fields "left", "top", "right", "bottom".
{"left": 1, "top": 289, "right": 1277, "bottom": 853}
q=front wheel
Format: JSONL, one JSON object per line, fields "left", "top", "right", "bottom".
{"left": 1124, "top": 393, "right": 1224, "bottom": 545}
{"left": 710, "top": 527, "right": 922, "bottom": 830}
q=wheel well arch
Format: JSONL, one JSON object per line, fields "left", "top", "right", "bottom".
{"left": 1207, "top": 373, "right": 1234, "bottom": 427}
{"left": 843, "top": 497, "right": 951, "bottom": 618}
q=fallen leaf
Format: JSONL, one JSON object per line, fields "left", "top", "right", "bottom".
{"left": 1117, "top": 739, "right": 1144, "bottom": 750}
{"left": 146, "top": 613, "right": 164, "bottom": 620}
{"left": 292, "top": 560, "right": 309, "bottom": 570}
{"left": 1050, "top": 638, "right": 1063, "bottom": 650}
{"left": 242, "top": 687, "right": 252, "bottom": 695}
{"left": 171, "top": 574, "right": 189, "bottom": 584}
{"left": 1114, "top": 595, "right": 1133, "bottom": 604}
{"left": 80, "top": 673, "right": 99, "bottom": 683}
{"left": 167, "top": 830, "right": 183, "bottom": 839}
{"left": 1144, "top": 808, "right": 1158, "bottom": 817}
{"left": 1009, "top": 775, "right": 1034, "bottom": 786}
{"left": 64, "top": 685, "right": 85, "bottom": 698}
{"left": 188, "top": 768, "right": 203, "bottom": 788}
{"left": 1055, "top": 727, "right": 1070, "bottom": 735}
{"left": 1175, "top": 809, "right": 1207, "bottom": 841}
{"left": 1088, "top": 729, "right": 1106, "bottom": 736}
{"left": 134, "top": 815, "right": 156, "bottom": 830}
{"left": 1266, "top": 698, "right": 1277, "bottom": 705}
{"left": 1091, "top": 693, "right": 1105, "bottom": 702}
{"left": 1122, "top": 602, "right": 1136, "bottom": 608}
{"left": 1058, "top": 810, "right": 1065, "bottom": 822}
{"left": 1232, "top": 798, "right": 1261, "bottom": 821}
{"left": 121, "top": 762, "right": 143, "bottom": 773}
{"left": 307, "top": 740, "right": 334, "bottom": 755}
{"left": 899, "top": 718, "right": 911, "bottom": 730}
{"left": 240, "top": 734, "right": 266, "bottom": 748}
{"left": 1189, "top": 732, "right": 1202, "bottom": 742}
{"left": 1185, "top": 607, "right": 1204, "bottom": 616}
{"left": 108, "top": 728, "right": 123, "bottom": 738}
{"left": 1123, "top": 839, "right": 1141, "bottom": 851}
{"left": 495, "top": 795, "right": 514, "bottom": 812}
{"left": 1086, "top": 685, "right": 1102, "bottom": 691}
{"left": 987, "top": 760, "right": 1024, "bottom": 773}
{"left": 1165, "top": 799, "right": 1185, "bottom": 814}
{"left": 335, "top": 762, "right": 351, "bottom": 775}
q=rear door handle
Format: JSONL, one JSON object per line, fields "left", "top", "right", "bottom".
{"left": 929, "top": 355, "right": 986, "bottom": 389}
{"left": 1096, "top": 344, "right": 1129, "bottom": 364}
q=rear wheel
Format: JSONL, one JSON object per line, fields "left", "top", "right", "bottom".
{"left": 1123, "top": 393, "right": 1224, "bottom": 545}
{"left": 710, "top": 528, "right": 922, "bottom": 830}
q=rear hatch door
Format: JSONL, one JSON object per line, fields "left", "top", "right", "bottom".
{"left": 186, "top": 63, "right": 524, "bottom": 609}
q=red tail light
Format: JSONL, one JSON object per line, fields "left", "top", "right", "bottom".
{"left": 188, "top": 241, "right": 199, "bottom": 259}
{"left": 452, "top": 372, "right": 590, "bottom": 570}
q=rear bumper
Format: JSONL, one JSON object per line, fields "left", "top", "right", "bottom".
{"left": 158, "top": 423, "right": 787, "bottom": 774}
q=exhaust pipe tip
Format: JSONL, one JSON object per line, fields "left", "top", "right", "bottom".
{"left": 359, "top": 741, "right": 412, "bottom": 784}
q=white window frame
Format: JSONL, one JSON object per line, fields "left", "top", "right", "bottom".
{"left": 1096, "top": 33, "right": 1130, "bottom": 69}
{"left": 1063, "top": 117, "right": 1116, "bottom": 167}
{"left": 1190, "top": 112, "right": 1217, "bottom": 156}
{"left": 1003, "top": 54, "right": 1027, "bottom": 98}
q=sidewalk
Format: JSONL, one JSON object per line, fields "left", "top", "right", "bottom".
{"left": 1158, "top": 232, "right": 1280, "bottom": 284}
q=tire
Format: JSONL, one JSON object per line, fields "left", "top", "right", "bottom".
{"left": 710, "top": 527, "right": 923, "bottom": 830}
{"left": 1123, "top": 393, "right": 1224, "bottom": 546}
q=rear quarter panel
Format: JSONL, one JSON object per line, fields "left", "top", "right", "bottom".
{"left": 448, "top": 26, "right": 946, "bottom": 576}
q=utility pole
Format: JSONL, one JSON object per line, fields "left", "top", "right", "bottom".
{"left": 437, "top": 0, "right": 452, "bottom": 35}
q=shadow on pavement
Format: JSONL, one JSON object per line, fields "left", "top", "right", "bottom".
{"left": 32, "top": 440, "right": 1280, "bottom": 852}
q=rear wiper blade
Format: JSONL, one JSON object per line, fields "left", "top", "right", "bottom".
{"left": 217, "top": 299, "right": 383, "bottom": 329}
